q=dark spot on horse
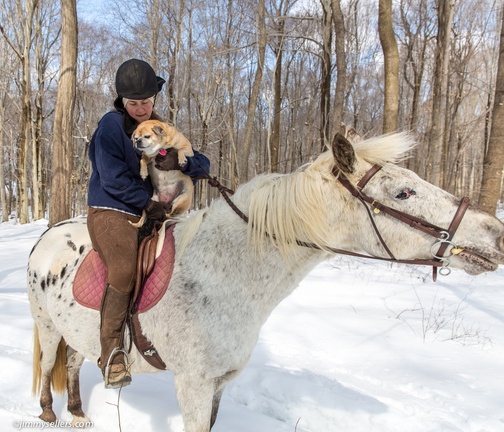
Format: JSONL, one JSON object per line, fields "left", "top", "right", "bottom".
{"left": 60, "top": 266, "right": 67, "bottom": 279}
{"left": 79, "top": 245, "right": 85, "bottom": 254}
{"left": 51, "top": 275, "right": 58, "bottom": 285}
{"left": 74, "top": 259, "right": 79, "bottom": 267}
{"left": 58, "top": 294, "right": 62, "bottom": 299}
{"left": 67, "top": 240, "right": 77, "bottom": 251}
{"left": 57, "top": 313, "right": 61, "bottom": 317}
{"left": 69, "top": 301, "right": 75, "bottom": 307}
{"left": 202, "top": 296, "right": 209, "bottom": 306}
{"left": 41, "top": 280, "right": 46, "bottom": 291}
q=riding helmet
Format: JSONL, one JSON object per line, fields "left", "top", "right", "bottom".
{"left": 115, "top": 59, "right": 165, "bottom": 99}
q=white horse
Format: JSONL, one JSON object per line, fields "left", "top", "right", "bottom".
{"left": 28, "top": 132, "right": 504, "bottom": 431}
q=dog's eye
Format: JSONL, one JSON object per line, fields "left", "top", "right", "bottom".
{"left": 143, "top": 135, "right": 151, "bottom": 139}
{"left": 395, "top": 188, "right": 416, "bottom": 200}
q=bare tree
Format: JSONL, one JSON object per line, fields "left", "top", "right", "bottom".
{"left": 331, "top": 0, "right": 346, "bottom": 130}
{"left": 319, "top": 0, "right": 333, "bottom": 150}
{"left": 49, "top": 0, "right": 77, "bottom": 225}
{"left": 378, "top": 0, "right": 399, "bottom": 133}
{"left": 426, "top": 0, "right": 455, "bottom": 187}
{"left": 0, "top": 0, "right": 40, "bottom": 223}
{"left": 241, "top": 0, "right": 267, "bottom": 181}
{"left": 479, "top": 6, "right": 504, "bottom": 214}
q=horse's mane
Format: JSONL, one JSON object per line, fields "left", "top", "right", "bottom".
{"left": 246, "top": 169, "right": 331, "bottom": 257}
{"left": 247, "top": 132, "right": 416, "bottom": 257}
{"left": 178, "top": 132, "right": 416, "bottom": 258}
{"left": 353, "top": 131, "right": 415, "bottom": 164}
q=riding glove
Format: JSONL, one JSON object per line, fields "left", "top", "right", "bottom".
{"left": 154, "top": 148, "right": 181, "bottom": 171}
{"left": 144, "top": 199, "right": 172, "bottom": 220}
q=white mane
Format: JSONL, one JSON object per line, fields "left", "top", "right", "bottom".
{"left": 353, "top": 131, "right": 415, "bottom": 164}
{"left": 179, "top": 132, "right": 417, "bottom": 258}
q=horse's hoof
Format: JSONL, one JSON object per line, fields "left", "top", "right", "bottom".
{"left": 39, "top": 410, "right": 57, "bottom": 423}
{"left": 71, "top": 415, "right": 92, "bottom": 428}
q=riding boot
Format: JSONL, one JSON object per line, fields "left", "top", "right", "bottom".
{"left": 98, "top": 283, "right": 132, "bottom": 389}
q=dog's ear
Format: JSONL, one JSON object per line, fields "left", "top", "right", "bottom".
{"left": 152, "top": 125, "right": 167, "bottom": 137}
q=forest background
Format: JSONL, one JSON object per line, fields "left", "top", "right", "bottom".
{"left": 1, "top": 0, "right": 504, "bottom": 225}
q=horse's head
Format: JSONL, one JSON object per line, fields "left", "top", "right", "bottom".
{"left": 310, "top": 132, "right": 504, "bottom": 276}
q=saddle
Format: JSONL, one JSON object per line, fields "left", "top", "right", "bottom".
{"left": 73, "top": 223, "right": 176, "bottom": 370}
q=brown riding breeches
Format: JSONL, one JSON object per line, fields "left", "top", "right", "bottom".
{"left": 87, "top": 208, "right": 140, "bottom": 294}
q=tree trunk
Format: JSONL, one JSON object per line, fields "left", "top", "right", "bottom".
{"left": 49, "top": 0, "right": 77, "bottom": 225}
{"left": 378, "top": 0, "right": 399, "bottom": 133}
{"left": 270, "top": 18, "right": 285, "bottom": 173}
{"left": 331, "top": 0, "right": 346, "bottom": 131}
{"left": 426, "top": 0, "right": 455, "bottom": 187}
{"left": 319, "top": 0, "right": 332, "bottom": 150}
{"left": 240, "top": 0, "right": 266, "bottom": 182}
{"left": 479, "top": 7, "right": 504, "bottom": 214}
{"left": 0, "top": 91, "right": 7, "bottom": 222}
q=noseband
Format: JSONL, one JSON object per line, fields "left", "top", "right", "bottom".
{"left": 332, "top": 164, "right": 470, "bottom": 280}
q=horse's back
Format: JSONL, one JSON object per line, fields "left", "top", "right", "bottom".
{"left": 28, "top": 217, "right": 91, "bottom": 301}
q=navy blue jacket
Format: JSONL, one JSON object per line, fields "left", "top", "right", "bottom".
{"left": 88, "top": 111, "right": 210, "bottom": 216}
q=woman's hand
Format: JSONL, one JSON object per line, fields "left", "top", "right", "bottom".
{"left": 144, "top": 199, "right": 172, "bottom": 220}
{"left": 154, "top": 148, "right": 181, "bottom": 171}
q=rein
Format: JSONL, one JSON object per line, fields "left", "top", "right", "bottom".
{"left": 200, "top": 164, "right": 470, "bottom": 281}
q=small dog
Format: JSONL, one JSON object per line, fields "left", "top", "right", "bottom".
{"left": 131, "top": 120, "right": 195, "bottom": 227}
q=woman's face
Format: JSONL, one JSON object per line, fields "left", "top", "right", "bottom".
{"left": 124, "top": 99, "right": 154, "bottom": 123}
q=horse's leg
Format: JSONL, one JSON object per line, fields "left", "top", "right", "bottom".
{"left": 210, "top": 388, "right": 224, "bottom": 430}
{"left": 66, "top": 346, "right": 91, "bottom": 427}
{"left": 37, "top": 326, "right": 64, "bottom": 422}
{"left": 210, "top": 370, "right": 239, "bottom": 429}
{"left": 174, "top": 374, "right": 215, "bottom": 432}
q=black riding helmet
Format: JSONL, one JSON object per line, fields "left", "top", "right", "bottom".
{"left": 115, "top": 59, "right": 165, "bottom": 100}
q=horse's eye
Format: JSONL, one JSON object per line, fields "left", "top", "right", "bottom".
{"left": 395, "top": 188, "right": 416, "bottom": 200}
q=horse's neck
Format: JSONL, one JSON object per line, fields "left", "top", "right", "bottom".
{"left": 175, "top": 206, "right": 327, "bottom": 317}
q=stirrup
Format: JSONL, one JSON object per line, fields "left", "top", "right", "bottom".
{"left": 104, "top": 347, "right": 132, "bottom": 389}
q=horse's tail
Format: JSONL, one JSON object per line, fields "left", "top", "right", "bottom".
{"left": 32, "top": 325, "right": 67, "bottom": 395}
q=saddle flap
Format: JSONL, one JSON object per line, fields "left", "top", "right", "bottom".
{"left": 73, "top": 225, "right": 176, "bottom": 313}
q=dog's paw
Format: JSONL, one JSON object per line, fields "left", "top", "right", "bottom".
{"left": 179, "top": 157, "right": 188, "bottom": 169}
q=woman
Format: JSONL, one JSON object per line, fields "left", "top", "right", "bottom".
{"left": 87, "top": 59, "right": 210, "bottom": 388}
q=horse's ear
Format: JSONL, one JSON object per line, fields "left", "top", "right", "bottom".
{"left": 331, "top": 133, "right": 356, "bottom": 174}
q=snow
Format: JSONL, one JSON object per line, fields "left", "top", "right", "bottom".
{"left": 1, "top": 219, "right": 504, "bottom": 432}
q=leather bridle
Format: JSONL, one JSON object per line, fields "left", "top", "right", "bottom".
{"left": 329, "top": 164, "right": 470, "bottom": 280}
{"left": 202, "top": 163, "right": 471, "bottom": 281}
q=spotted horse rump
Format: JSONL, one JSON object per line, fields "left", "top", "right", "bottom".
{"left": 73, "top": 225, "right": 175, "bottom": 313}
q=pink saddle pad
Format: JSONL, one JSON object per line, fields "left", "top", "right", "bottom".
{"left": 73, "top": 226, "right": 175, "bottom": 313}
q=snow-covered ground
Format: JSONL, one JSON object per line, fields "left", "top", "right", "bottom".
{"left": 1, "top": 219, "right": 503, "bottom": 432}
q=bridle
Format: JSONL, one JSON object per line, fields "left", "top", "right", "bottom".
{"left": 329, "top": 164, "right": 470, "bottom": 281}
{"left": 201, "top": 163, "right": 471, "bottom": 281}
